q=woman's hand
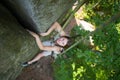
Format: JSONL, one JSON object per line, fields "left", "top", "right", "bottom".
{"left": 39, "top": 32, "right": 48, "bottom": 36}
{"left": 26, "top": 29, "right": 38, "bottom": 38}
{"left": 53, "top": 46, "right": 63, "bottom": 52}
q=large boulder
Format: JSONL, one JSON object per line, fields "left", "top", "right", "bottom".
{"left": 0, "top": 4, "right": 39, "bottom": 80}
{"left": 0, "top": 0, "right": 76, "bottom": 80}
{"left": 1, "top": 0, "right": 76, "bottom": 33}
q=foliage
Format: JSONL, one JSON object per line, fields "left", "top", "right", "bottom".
{"left": 53, "top": 0, "right": 120, "bottom": 80}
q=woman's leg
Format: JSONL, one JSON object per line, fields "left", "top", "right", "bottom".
{"left": 22, "top": 51, "right": 51, "bottom": 67}
{"left": 28, "top": 52, "right": 44, "bottom": 64}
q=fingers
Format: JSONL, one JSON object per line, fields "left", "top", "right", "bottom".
{"left": 54, "top": 46, "right": 64, "bottom": 52}
{"left": 26, "top": 29, "right": 38, "bottom": 38}
{"left": 26, "top": 29, "right": 33, "bottom": 34}
{"left": 40, "top": 33, "right": 47, "bottom": 36}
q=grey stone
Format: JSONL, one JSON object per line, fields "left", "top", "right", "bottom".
{"left": 0, "top": 4, "right": 39, "bottom": 80}
{"left": 1, "top": 0, "right": 76, "bottom": 33}
{"left": 0, "top": 0, "right": 76, "bottom": 80}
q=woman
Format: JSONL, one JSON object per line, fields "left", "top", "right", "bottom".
{"left": 22, "top": 22, "right": 70, "bottom": 67}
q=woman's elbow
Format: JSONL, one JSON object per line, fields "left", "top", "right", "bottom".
{"left": 38, "top": 45, "right": 44, "bottom": 50}
{"left": 39, "top": 47, "right": 44, "bottom": 50}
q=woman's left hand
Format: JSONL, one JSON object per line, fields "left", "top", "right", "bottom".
{"left": 26, "top": 29, "right": 38, "bottom": 38}
{"left": 39, "top": 32, "right": 48, "bottom": 36}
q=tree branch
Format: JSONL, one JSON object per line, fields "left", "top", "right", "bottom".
{"left": 62, "top": 11, "right": 120, "bottom": 55}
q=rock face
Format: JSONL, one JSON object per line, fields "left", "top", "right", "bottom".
{"left": 0, "top": 4, "right": 39, "bottom": 80}
{"left": 1, "top": 0, "right": 76, "bottom": 33}
{"left": 0, "top": 0, "right": 76, "bottom": 80}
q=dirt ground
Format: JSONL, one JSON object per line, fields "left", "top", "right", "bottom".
{"left": 16, "top": 56, "right": 54, "bottom": 80}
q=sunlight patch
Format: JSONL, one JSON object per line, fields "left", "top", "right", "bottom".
{"left": 72, "top": 63, "right": 86, "bottom": 80}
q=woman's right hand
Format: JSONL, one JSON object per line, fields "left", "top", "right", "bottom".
{"left": 53, "top": 46, "right": 63, "bottom": 52}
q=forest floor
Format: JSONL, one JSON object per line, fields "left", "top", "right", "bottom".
{"left": 16, "top": 56, "right": 54, "bottom": 80}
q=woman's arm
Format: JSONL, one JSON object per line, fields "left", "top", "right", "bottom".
{"left": 35, "top": 36, "right": 62, "bottom": 51}
{"left": 40, "top": 22, "right": 66, "bottom": 36}
{"left": 27, "top": 30, "right": 62, "bottom": 52}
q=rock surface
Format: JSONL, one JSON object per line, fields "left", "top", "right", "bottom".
{"left": 0, "top": 4, "right": 39, "bottom": 80}
{"left": 1, "top": 0, "right": 76, "bottom": 33}
{"left": 0, "top": 0, "right": 76, "bottom": 80}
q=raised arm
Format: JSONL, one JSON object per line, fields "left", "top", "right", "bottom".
{"left": 27, "top": 30, "right": 62, "bottom": 52}
{"left": 40, "top": 22, "right": 66, "bottom": 36}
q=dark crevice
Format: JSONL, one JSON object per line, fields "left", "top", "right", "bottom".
{"left": 0, "top": 1, "right": 39, "bottom": 33}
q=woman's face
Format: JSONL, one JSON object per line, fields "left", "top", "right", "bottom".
{"left": 56, "top": 37, "right": 68, "bottom": 47}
